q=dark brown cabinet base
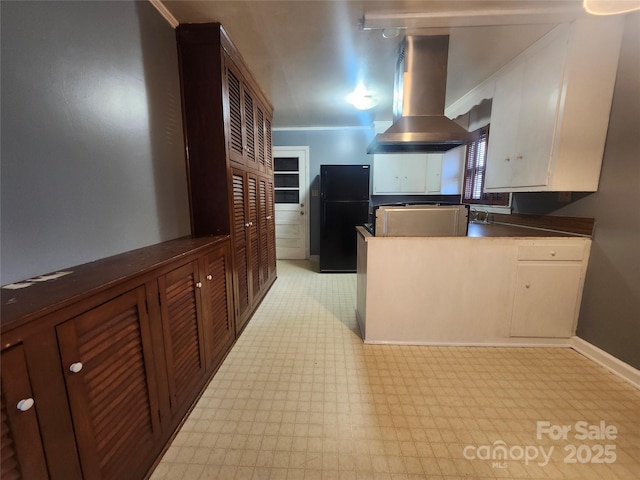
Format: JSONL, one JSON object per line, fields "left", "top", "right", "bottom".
{"left": 1, "top": 236, "right": 236, "bottom": 479}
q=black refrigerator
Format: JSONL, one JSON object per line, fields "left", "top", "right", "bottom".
{"left": 320, "top": 165, "right": 370, "bottom": 273}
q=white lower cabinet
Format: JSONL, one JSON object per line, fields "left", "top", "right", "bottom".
{"left": 357, "top": 231, "right": 591, "bottom": 344}
{"left": 509, "top": 241, "right": 589, "bottom": 338}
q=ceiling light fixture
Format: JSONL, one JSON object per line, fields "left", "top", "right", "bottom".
{"left": 346, "top": 82, "right": 378, "bottom": 110}
{"left": 582, "top": 0, "right": 640, "bottom": 15}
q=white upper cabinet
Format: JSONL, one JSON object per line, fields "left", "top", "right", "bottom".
{"left": 481, "top": 17, "right": 624, "bottom": 192}
{"left": 373, "top": 154, "right": 443, "bottom": 195}
{"left": 426, "top": 154, "right": 443, "bottom": 194}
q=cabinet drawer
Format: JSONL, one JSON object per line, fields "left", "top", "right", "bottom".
{"left": 517, "top": 244, "right": 585, "bottom": 261}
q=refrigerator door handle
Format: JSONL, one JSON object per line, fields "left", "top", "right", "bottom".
{"left": 322, "top": 202, "right": 327, "bottom": 235}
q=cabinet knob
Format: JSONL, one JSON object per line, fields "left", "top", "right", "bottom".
{"left": 196, "top": 282, "right": 202, "bottom": 288}
{"left": 17, "top": 398, "right": 34, "bottom": 412}
{"left": 516, "top": 155, "right": 523, "bottom": 160}
{"left": 550, "top": 251, "right": 556, "bottom": 257}
{"left": 505, "top": 157, "right": 511, "bottom": 162}
{"left": 249, "top": 221, "right": 254, "bottom": 226}
{"left": 207, "top": 274, "right": 213, "bottom": 281}
{"left": 525, "top": 283, "right": 531, "bottom": 289}
{"left": 245, "top": 222, "right": 250, "bottom": 227}
{"left": 266, "top": 215, "right": 272, "bottom": 220}
{"left": 69, "top": 362, "right": 83, "bottom": 373}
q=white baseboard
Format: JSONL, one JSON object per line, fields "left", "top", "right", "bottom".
{"left": 362, "top": 338, "right": 571, "bottom": 347}
{"left": 570, "top": 336, "right": 640, "bottom": 389}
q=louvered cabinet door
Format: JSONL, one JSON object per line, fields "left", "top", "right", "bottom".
{"left": 225, "top": 58, "right": 245, "bottom": 166}
{"left": 258, "top": 177, "right": 269, "bottom": 287}
{"left": 247, "top": 173, "right": 261, "bottom": 303}
{"left": 158, "top": 261, "right": 207, "bottom": 415}
{"left": 232, "top": 170, "right": 251, "bottom": 324}
{"left": 266, "top": 178, "right": 277, "bottom": 279}
{"left": 56, "top": 287, "right": 161, "bottom": 480}
{"left": 202, "top": 244, "right": 235, "bottom": 369}
{"left": 243, "top": 89, "right": 257, "bottom": 169}
{"left": 265, "top": 114, "right": 273, "bottom": 173}
{"left": 1, "top": 345, "right": 50, "bottom": 480}
{"left": 256, "top": 105, "right": 266, "bottom": 172}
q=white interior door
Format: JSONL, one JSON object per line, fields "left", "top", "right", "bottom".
{"left": 273, "top": 146, "right": 309, "bottom": 259}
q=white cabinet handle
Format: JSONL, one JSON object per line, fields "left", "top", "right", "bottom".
{"left": 196, "top": 282, "right": 202, "bottom": 288}
{"left": 207, "top": 274, "right": 212, "bottom": 281}
{"left": 245, "top": 222, "right": 250, "bottom": 227}
{"left": 266, "top": 215, "right": 272, "bottom": 220}
{"left": 17, "top": 398, "right": 34, "bottom": 412}
{"left": 69, "top": 362, "right": 83, "bottom": 373}
{"left": 249, "top": 221, "right": 254, "bottom": 226}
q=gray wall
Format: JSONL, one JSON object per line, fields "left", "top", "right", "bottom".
{"left": 513, "top": 13, "right": 640, "bottom": 369}
{"left": 273, "top": 128, "right": 374, "bottom": 255}
{"left": 1, "top": 1, "right": 191, "bottom": 285}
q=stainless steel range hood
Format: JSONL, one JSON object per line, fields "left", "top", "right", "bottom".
{"left": 368, "top": 35, "right": 472, "bottom": 154}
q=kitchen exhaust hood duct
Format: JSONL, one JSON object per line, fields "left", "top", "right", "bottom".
{"left": 368, "top": 35, "right": 472, "bottom": 154}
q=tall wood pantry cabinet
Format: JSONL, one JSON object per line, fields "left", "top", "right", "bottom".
{"left": 176, "top": 23, "right": 277, "bottom": 333}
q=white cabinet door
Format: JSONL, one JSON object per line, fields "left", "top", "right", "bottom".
{"left": 485, "top": 33, "right": 566, "bottom": 190}
{"left": 511, "top": 37, "right": 566, "bottom": 188}
{"left": 372, "top": 156, "right": 402, "bottom": 193}
{"left": 400, "top": 155, "right": 428, "bottom": 193}
{"left": 485, "top": 61, "right": 523, "bottom": 189}
{"left": 373, "top": 154, "right": 428, "bottom": 194}
{"left": 426, "top": 154, "right": 443, "bottom": 194}
{"left": 510, "top": 263, "right": 583, "bottom": 338}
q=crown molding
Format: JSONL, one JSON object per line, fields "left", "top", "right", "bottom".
{"left": 149, "top": 0, "right": 179, "bottom": 29}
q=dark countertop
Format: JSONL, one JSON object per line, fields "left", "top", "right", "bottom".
{"left": 1, "top": 235, "right": 230, "bottom": 331}
{"left": 467, "top": 222, "right": 588, "bottom": 238}
{"left": 358, "top": 223, "right": 589, "bottom": 239}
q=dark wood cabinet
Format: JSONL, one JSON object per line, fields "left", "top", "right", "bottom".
{"left": 230, "top": 168, "right": 276, "bottom": 333}
{"left": 201, "top": 244, "right": 234, "bottom": 369}
{"left": 177, "top": 23, "right": 276, "bottom": 335}
{"left": 57, "top": 287, "right": 162, "bottom": 479}
{"left": 232, "top": 169, "right": 251, "bottom": 326}
{"left": 247, "top": 172, "right": 261, "bottom": 305}
{"left": 266, "top": 178, "right": 277, "bottom": 278}
{"left": 1, "top": 344, "right": 50, "bottom": 480}
{"left": 158, "top": 261, "right": 206, "bottom": 416}
{"left": 1, "top": 236, "right": 234, "bottom": 480}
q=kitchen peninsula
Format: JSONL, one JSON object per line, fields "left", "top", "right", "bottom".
{"left": 356, "top": 216, "right": 593, "bottom": 345}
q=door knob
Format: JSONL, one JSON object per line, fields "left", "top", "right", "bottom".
{"left": 69, "top": 362, "right": 83, "bottom": 373}
{"left": 17, "top": 398, "right": 34, "bottom": 412}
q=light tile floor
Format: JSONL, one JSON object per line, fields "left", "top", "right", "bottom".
{"left": 151, "top": 260, "right": 640, "bottom": 480}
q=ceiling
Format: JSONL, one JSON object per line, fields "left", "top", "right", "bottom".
{"left": 157, "top": 1, "right": 591, "bottom": 129}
